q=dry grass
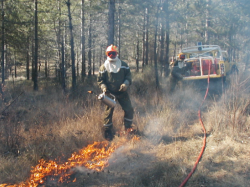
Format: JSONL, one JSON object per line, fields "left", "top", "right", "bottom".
{"left": 0, "top": 68, "right": 249, "bottom": 186}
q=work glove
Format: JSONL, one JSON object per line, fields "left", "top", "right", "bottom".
{"left": 101, "top": 84, "right": 107, "bottom": 92}
{"left": 103, "top": 87, "right": 107, "bottom": 92}
{"left": 119, "top": 80, "right": 130, "bottom": 92}
{"left": 119, "top": 84, "right": 128, "bottom": 92}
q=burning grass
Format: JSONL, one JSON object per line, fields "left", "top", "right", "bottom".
{"left": 0, "top": 139, "right": 139, "bottom": 187}
{"left": 0, "top": 70, "right": 249, "bottom": 186}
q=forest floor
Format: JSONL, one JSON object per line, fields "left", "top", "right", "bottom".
{"left": 0, "top": 67, "right": 249, "bottom": 187}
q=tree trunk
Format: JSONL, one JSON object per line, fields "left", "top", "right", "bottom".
{"left": 92, "top": 39, "right": 95, "bottom": 75}
{"left": 76, "top": 48, "right": 79, "bottom": 77}
{"left": 164, "top": 30, "right": 170, "bottom": 77}
{"left": 87, "top": 13, "right": 92, "bottom": 77}
{"left": 55, "top": 0, "right": 62, "bottom": 70}
{"left": 228, "top": 24, "right": 233, "bottom": 61}
{"left": 205, "top": 0, "right": 211, "bottom": 44}
{"left": 99, "top": 45, "right": 102, "bottom": 67}
{"left": 26, "top": 36, "right": 30, "bottom": 80}
{"left": 33, "top": 0, "right": 38, "bottom": 91}
{"left": 154, "top": 5, "right": 160, "bottom": 89}
{"left": 108, "top": 0, "right": 115, "bottom": 45}
{"left": 164, "top": 0, "right": 170, "bottom": 77}
{"left": 14, "top": 52, "right": 17, "bottom": 78}
{"left": 118, "top": 5, "right": 121, "bottom": 55}
{"left": 174, "top": 33, "right": 177, "bottom": 60}
{"left": 81, "top": 0, "right": 86, "bottom": 78}
{"left": 159, "top": 22, "right": 164, "bottom": 76}
{"left": 67, "top": 0, "right": 76, "bottom": 90}
{"left": 5, "top": 45, "right": 8, "bottom": 79}
{"left": 145, "top": 8, "right": 149, "bottom": 66}
{"left": 136, "top": 33, "right": 139, "bottom": 72}
{"left": 1, "top": 0, "right": 4, "bottom": 84}
{"left": 61, "top": 22, "right": 66, "bottom": 92}
{"left": 142, "top": 8, "right": 146, "bottom": 72}
{"left": 45, "top": 54, "right": 48, "bottom": 78}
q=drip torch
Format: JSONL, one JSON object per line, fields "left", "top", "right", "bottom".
{"left": 88, "top": 91, "right": 116, "bottom": 108}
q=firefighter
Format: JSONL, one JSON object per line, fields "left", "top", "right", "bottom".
{"left": 97, "top": 44, "right": 134, "bottom": 141}
{"left": 169, "top": 53, "right": 187, "bottom": 93}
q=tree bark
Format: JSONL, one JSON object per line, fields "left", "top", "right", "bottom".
{"left": 145, "top": 8, "right": 149, "bottom": 66}
{"left": 118, "top": 5, "right": 121, "bottom": 55}
{"left": 108, "top": 0, "right": 115, "bottom": 45}
{"left": 159, "top": 22, "right": 164, "bottom": 76}
{"left": 67, "top": 0, "right": 76, "bottom": 90}
{"left": 92, "top": 39, "right": 95, "bottom": 75}
{"left": 87, "top": 13, "right": 92, "bottom": 77}
{"left": 205, "top": 0, "right": 211, "bottom": 45}
{"left": 142, "top": 8, "right": 146, "bottom": 72}
{"left": 99, "top": 45, "right": 102, "bottom": 67}
{"left": 61, "top": 22, "right": 66, "bottom": 92}
{"left": 33, "top": 0, "right": 38, "bottom": 91}
{"left": 45, "top": 54, "right": 48, "bottom": 78}
{"left": 1, "top": 0, "right": 4, "bottom": 84}
{"left": 154, "top": 5, "right": 160, "bottom": 89}
{"left": 136, "top": 32, "right": 139, "bottom": 72}
{"left": 81, "top": 0, "right": 86, "bottom": 78}
{"left": 26, "top": 36, "right": 30, "bottom": 80}
{"left": 164, "top": 0, "right": 170, "bottom": 77}
{"left": 14, "top": 52, "right": 17, "bottom": 78}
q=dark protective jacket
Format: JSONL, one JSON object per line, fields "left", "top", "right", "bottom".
{"left": 97, "top": 60, "right": 132, "bottom": 94}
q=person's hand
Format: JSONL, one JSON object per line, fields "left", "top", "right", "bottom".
{"left": 119, "top": 83, "right": 128, "bottom": 92}
{"left": 101, "top": 84, "right": 107, "bottom": 93}
{"left": 102, "top": 87, "right": 107, "bottom": 92}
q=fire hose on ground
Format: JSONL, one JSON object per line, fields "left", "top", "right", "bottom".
{"left": 179, "top": 62, "right": 211, "bottom": 187}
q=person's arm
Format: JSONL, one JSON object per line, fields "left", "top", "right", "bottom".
{"left": 119, "top": 62, "right": 132, "bottom": 92}
{"left": 123, "top": 62, "right": 132, "bottom": 85}
{"left": 97, "top": 65, "right": 107, "bottom": 92}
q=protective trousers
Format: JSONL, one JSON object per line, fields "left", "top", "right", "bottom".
{"left": 103, "top": 91, "right": 133, "bottom": 130}
{"left": 169, "top": 66, "right": 186, "bottom": 93}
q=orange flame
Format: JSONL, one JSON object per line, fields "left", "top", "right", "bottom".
{"left": 0, "top": 137, "right": 139, "bottom": 187}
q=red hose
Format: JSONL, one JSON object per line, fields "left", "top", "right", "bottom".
{"left": 179, "top": 61, "right": 211, "bottom": 187}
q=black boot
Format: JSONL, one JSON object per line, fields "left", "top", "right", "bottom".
{"left": 103, "top": 126, "right": 114, "bottom": 141}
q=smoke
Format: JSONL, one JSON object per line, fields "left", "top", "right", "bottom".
{"left": 74, "top": 166, "right": 92, "bottom": 173}
{"left": 106, "top": 141, "right": 158, "bottom": 180}
{"left": 144, "top": 118, "right": 167, "bottom": 145}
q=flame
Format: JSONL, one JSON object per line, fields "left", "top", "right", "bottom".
{"left": 0, "top": 136, "right": 140, "bottom": 187}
